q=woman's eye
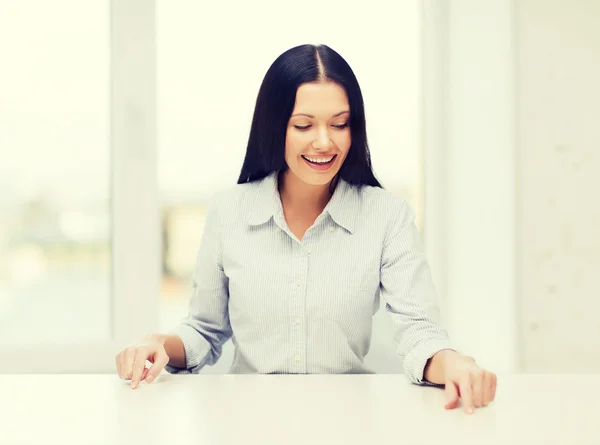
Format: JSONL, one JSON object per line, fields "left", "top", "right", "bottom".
{"left": 294, "top": 123, "right": 348, "bottom": 130}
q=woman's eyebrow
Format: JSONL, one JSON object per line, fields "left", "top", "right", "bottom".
{"left": 291, "top": 110, "right": 350, "bottom": 118}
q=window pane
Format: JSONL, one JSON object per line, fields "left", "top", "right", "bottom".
{"left": 157, "top": 1, "right": 422, "bottom": 372}
{"left": 0, "top": 1, "right": 111, "bottom": 345}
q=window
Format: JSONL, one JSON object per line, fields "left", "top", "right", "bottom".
{"left": 0, "top": 1, "right": 111, "bottom": 346}
{"left": 1, "top": 0, "right": 158, "bottom": 373}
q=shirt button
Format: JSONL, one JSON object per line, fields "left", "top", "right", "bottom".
{"left": 328, "top": 226, "right": 334, "bottom": 232}
{"left": 296, "top": 279, "right": 302, "bottom": 287}
{"left": 305, "top": 247, "right": 312, "bottom": 254}
{"left": 294, "top": 317, "right": 301, "bottom": 324}
{"left": 294, "top": 354, "right": 301, "bottom": 361}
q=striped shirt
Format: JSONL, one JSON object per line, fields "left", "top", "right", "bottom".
{"left": 165, "top": 171, "right": 454, "bottom": 384}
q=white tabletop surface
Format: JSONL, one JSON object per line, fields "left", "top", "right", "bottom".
{"left": 0, "top": 373, "right": 598, "bottom": 445}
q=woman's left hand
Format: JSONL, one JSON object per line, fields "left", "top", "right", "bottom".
{"left": 443, "top": 354, "right": 497, "bottom": 414}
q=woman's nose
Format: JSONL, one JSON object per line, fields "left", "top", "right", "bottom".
{"left": 312, "top": 128, "right": 333, "bottom": 150}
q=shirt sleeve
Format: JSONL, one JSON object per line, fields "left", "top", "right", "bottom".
{"left": 164, "top": 196, "right": 232, "bottom": 374}
{"left": 379, "top": 199, "right": 456, "bottom": 386}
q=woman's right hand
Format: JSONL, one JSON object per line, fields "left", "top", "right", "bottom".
{"left": 115, "top": 335, "right": 170, "bottom": 389}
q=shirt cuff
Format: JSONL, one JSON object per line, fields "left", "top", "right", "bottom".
{"left": 404, "top": 338, "right": 457, "bottom": 387}
{"left": 163, "top": 323, "right": 212, "bottom": 375}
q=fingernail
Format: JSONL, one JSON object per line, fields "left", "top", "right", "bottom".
{"left": 468, "top": 407, "right": 474, "bottom": 414}
{"left": 146, "top": 375, "right": 153, "bottom": 383}
{"left": 130, "top": 382, "right": 137, "bottom": 389}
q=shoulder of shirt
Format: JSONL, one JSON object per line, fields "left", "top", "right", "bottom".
{"left": 355, "top": 183, "right": 415, "bottom": 222}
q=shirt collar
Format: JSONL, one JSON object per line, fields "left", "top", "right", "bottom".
{"left": 248, "top": 171, "right": 358, "bottom": 234}
{"left": 323, "top": 177, "right": 357, "bottom": 234}
{"left": 247, "top": 171, "right": 282, "bottom": 226}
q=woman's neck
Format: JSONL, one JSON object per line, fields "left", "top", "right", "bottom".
{"left": 278, "top": 170, "right": 333, "bottom": 216}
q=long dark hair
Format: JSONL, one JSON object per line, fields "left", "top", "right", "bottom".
{"left": 237, "top": 44, "right": 382, "bottom": 189}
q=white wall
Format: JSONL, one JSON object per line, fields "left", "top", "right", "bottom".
{"left": 425, "top": 0, "right": 600, "bottom": 375}
{"left": 423, "top": 0, "right": 517, "bottom": 374}
{"left": 517, "top": 0, "right": 600, "bottom": 372}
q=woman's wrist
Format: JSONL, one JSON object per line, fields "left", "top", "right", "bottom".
{"left": 424, "top": 349, "right": 460, "bottom": 384}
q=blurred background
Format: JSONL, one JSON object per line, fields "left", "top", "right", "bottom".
{"left": 0, "top": 0, "right": 598, "bottom": 374}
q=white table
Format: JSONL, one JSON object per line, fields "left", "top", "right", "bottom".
{"left": 0, "top": 373, "right": 598, "bottom": 445}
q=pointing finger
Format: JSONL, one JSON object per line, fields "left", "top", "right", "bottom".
{"left": 444, "top": 380, "right": 459, "bottom": 410}
{"left": 130, "top": 349, "right": 149, "bottom": 389}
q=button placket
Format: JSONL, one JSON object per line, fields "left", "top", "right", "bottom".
{"left": 290, "top": 241, "right": 308, "bottom": 372}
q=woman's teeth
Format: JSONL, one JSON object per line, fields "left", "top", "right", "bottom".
{"left": 302, "top": 155, "right": 335, "bottom": 164}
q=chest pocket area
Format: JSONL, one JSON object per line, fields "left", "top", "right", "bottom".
{"left": 223, "top": 226, "right": 295, "bottom": 325}
{"left": 309, "top": 244, "right": 381, "bottom": 338}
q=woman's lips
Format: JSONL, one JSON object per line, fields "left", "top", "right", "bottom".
{"left": 301, "top": 154, "right": 337, "bottom": 171}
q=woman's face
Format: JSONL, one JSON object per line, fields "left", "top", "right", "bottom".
{"left": 284, "top": 81, "right": 351, "bottom": 186}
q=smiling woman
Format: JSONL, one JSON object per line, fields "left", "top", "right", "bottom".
{"left": 156, "top": 1, "right": 426, "bottom": 376}
{"left": 235, "top": 44, "right": 383, "bottom": 243}
{"left": 116, "top": 41, "right": 499, "bottom": 413}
